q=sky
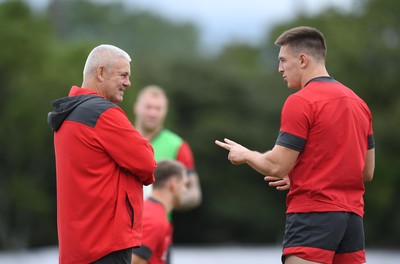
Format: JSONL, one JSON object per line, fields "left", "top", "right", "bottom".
{"left": 30, "top": 0, "right": 356, "bottom": 50}
{"left": 126, "top": 0, "right": 355, "bottom": 47}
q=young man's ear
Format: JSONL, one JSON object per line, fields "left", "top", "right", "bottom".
{"left": 168, "top": 177, "right": 177, "bottom": 192}
{"left": 299, "top": 54, "right": 308, "bottom": 68}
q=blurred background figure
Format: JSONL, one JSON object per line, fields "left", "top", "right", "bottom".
{"left": 131, "top": 159, "right": 189, "bottom": 264}
{"left": 133, "top": 85, "right": 202, "bottom": 210}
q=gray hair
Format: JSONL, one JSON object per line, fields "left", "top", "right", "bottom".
{"left": 83, "top": 44, "right": 131, "bottom": 78}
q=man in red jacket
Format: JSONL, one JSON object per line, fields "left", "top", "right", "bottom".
{"left": 48, "top": 44, "right": 156, "bottom": 264}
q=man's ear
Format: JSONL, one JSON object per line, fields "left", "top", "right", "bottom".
{"left": 168, "top": 177, "right": 178, "bottom": 192}
{"left": 299, "top": 54, "right": 308, "bottom": 68}
{"left": 96, "top": 65, "right": 105, "bottom": 81}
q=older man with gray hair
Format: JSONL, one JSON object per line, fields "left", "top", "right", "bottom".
{"left": 48, "top": 44, "right": 156, "bottom": 264}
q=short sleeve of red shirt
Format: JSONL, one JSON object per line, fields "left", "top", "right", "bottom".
{"left": 176, "top": 141, "right": 195, "bottom": 172}
{"left": 276, "top": 95, "right": 311, "bottom": 151}
{"left": 141, "top": 220, "right": 169, "bottom": 258}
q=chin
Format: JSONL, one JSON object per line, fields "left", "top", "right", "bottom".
{"left": 114, "top": 97, "right": 123, "bottom": 103}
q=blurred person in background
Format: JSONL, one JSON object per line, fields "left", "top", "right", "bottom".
{"left": 216, "top": 26, "right": 375, "bottom": 264}
{"left": 48, "top": 44, "right": 156, "bottom": 264}
{"left": 133, "top": 85, "right": 202, "bottom": 210}
{"left": 131, "top": 159, "right": 188, "bottom": 264}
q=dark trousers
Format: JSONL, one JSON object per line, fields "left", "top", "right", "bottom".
{"left": 92, "top": 248, "right": 132, "bottom": 264}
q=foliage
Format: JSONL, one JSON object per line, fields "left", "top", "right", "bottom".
{"left": 0, "top": 0, "right": 399, "bottom": 249}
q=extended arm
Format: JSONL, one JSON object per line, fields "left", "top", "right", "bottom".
{"left": 215, "top": 138, "right": 299, "bottom": 178}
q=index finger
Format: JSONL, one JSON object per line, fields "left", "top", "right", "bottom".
{"left": 215, "top": 139, "right": 232, "bottom": 151}
{"left": 223, "top": 138, "right": 239, "bottom": 145}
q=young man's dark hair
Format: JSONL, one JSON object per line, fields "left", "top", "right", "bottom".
{"left": 275, "top": 26, "right": 327, "bottom": 61}
{"left": 153, "top": 159, "right": 185, "bottom": 189}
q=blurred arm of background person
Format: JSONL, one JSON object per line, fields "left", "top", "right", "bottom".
{"left": 133, "top": 85, "right": 202, "bottom": 210}
{"left": 177, "top": 168, "right": 202, "bottom": 210}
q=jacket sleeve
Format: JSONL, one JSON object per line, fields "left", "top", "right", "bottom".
{"left": 95, "top": 106, "right": 156, "bottom": 185}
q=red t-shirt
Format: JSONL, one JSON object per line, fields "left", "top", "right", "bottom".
{"left": 276, "top": 77, "right": 374, "bottom": 217}
{"left": 132, "top": 198, "right": 173, "bottom": 264}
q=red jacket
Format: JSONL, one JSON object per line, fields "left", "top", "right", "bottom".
{"left": 48, "top": 86, "right": 156, "bottom": 263}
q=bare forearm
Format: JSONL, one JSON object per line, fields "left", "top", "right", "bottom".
{"left": 175, "top": 173, "right": 202, "bottom": 210}
{"left": 244, "top": 150, "right": 283, "bottom": 177}
{"left": 215, "top": 138, "right": 299, "bottom": 178}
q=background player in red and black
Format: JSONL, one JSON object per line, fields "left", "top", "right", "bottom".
{"left": 131, "top": 160, "right": 188, "bottom": 264}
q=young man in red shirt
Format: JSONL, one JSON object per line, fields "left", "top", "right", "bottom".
{"left": 131, "top": 159, "right": 188, "bottom": 264}
{"left": 216, "top": 26, "right": 375, "bottom": 264}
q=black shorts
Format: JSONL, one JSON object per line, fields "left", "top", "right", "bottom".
{"left": 282, "top": 212, "right": 366, "bottom": 264}
{"left": 91, "top": 247, "right": 132, "bottom": 264}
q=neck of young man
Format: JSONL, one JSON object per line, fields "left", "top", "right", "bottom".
{"left": 301, "top": 67, "right": 330, "bottom": 88}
